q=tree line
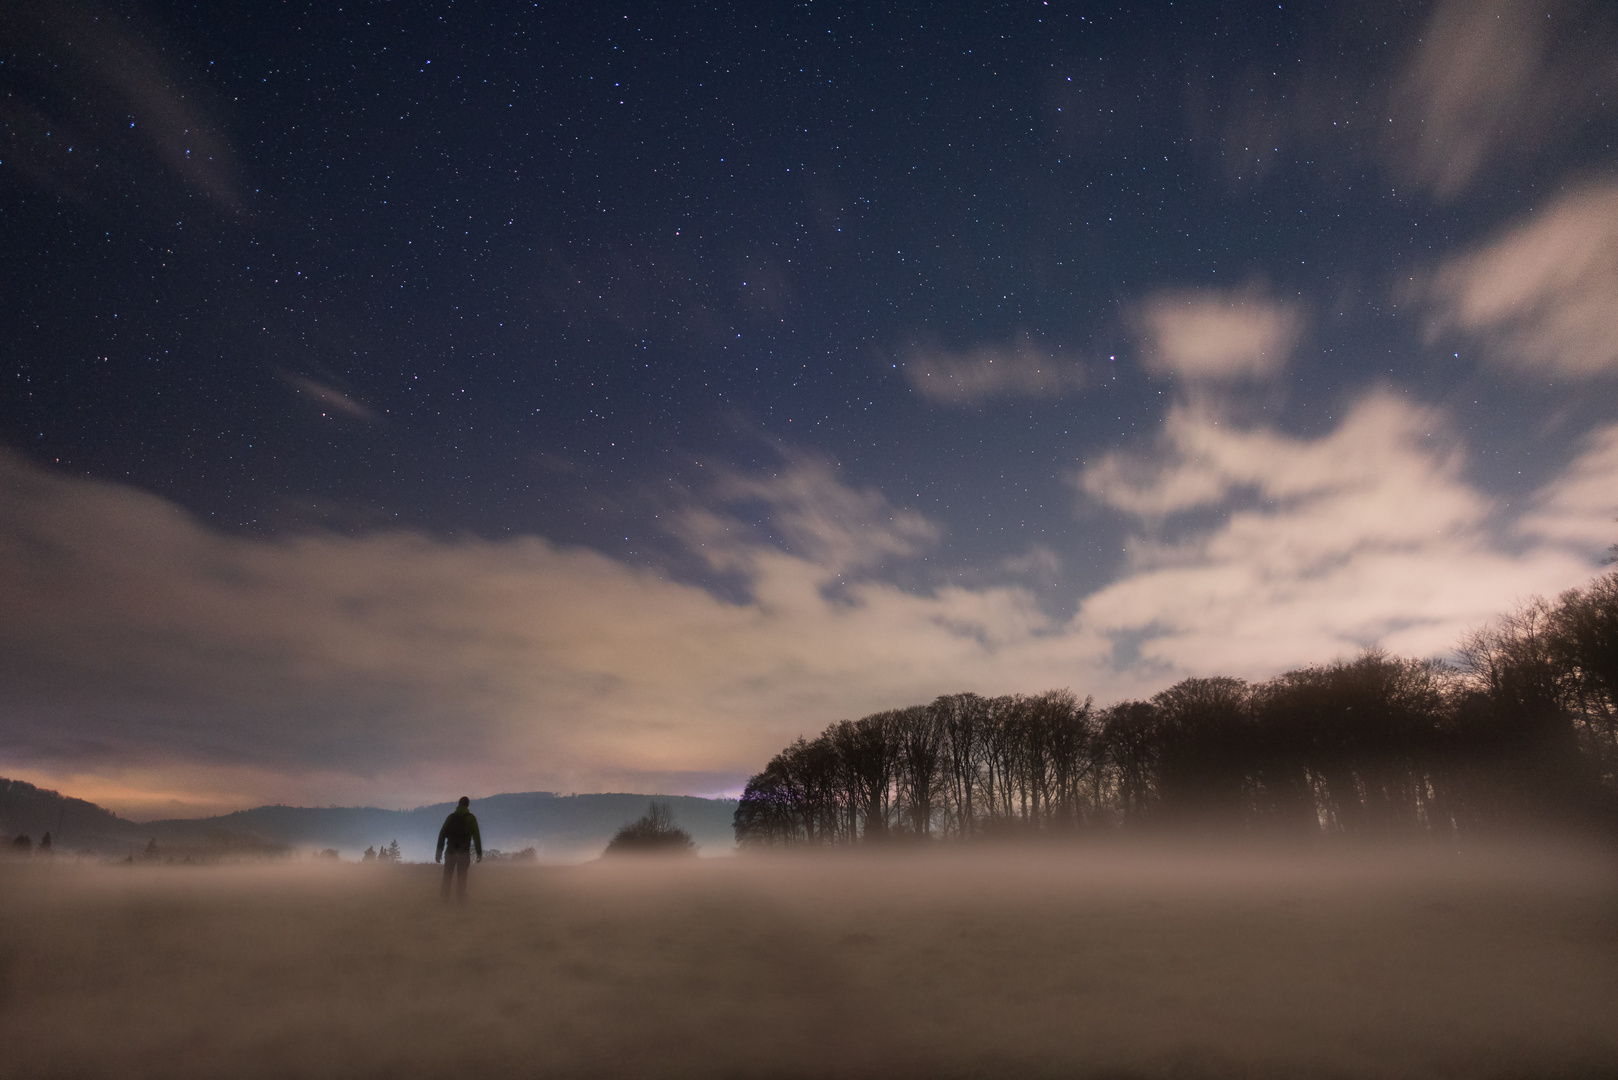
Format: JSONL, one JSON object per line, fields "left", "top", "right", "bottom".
{"left": 734, "top": 570, "right": 1618, "bottom": 846}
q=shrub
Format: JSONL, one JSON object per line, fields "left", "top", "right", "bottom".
{"left": 604, "top": 801, "right": 696, "bottom": 857}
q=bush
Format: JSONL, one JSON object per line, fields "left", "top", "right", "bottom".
{"left": 483, "top": 847, "right": 540, "bottom": 863}
{"left": 604, "top": 802, "right": 696, "bottom": 857}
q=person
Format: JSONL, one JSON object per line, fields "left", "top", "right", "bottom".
{"left": 435, "top": 796, "right": 482, "bottom": 901}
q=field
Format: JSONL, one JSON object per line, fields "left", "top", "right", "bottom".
{"left": 2, "top": 842, "right": 1616, "bottom": 1079}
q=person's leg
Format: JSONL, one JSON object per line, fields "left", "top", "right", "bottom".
{"left": 454, "top": 851, "right": 469, "bottom": 901}
{"left": 441, "top": 855, "right": 455, "bottom": 901}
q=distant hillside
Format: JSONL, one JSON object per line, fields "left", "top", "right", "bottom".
{"left": 150, "top": 793, "right": 738, "bottom": 861}
{"left": 0, "top": 777, "right": 137, "bottom": 854}
{"left": 0, "top": 777, "right": 738, "bottom": 861}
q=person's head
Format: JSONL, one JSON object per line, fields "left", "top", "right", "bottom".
{"left": 458, "top": 796, "right": 470, "bottom": 809}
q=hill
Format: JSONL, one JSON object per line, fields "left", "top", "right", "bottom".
{"left": 0, "top": 777, "right": 136, "bottom": 854}
{"left": 0, "top": 778, "right": 737, "bottom": 860}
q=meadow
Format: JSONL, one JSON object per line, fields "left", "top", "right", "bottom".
{"left": 2, "top": 842, "right": 1615, "bottom": 1079}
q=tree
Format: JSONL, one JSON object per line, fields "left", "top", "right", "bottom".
{"left": 833, "top": 713, "right": 900, "bottom": 841}
{"left": 933, "top": 693, "right": 989, "bottom": 838}
{"left": 1026, "top": 689, "right": 1096, "bottom": 830}
{"left": 734, "top": 733, "right": 852, "bottom": 847}
{"left": 1099, "top": 701, "right": 1160, "bottom": 825}
{"left": 893, "top": 704, "right": 944, "bottom": 839}
{"left": 362, "top": 846, "right": 377, "bottom": 862}
{"left": 1150, "top": 677, "right": 1251, "bottom": 821}
{"left": 731, "top": 569, "right": 1618, "bottom": 849}
{"left": 605, "top": 801, "right": 696, "bottom": 856}
{"left": 735, "top": 759, "right": 802, "bottom": 848}
{"left": 1248, "top": 651, "right": 1450, "bottom": 836}
{"left": 979, "top": 695, "right": 1025, "bottom": 827}
{"left": 1548, "top": 572, "right": 1618, "bottom": 788}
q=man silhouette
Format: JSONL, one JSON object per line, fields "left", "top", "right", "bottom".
{"left": 435, "top": 796, "right": 482, "bottom": 901}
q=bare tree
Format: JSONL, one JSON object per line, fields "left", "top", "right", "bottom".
{"left": 1100, "top": 701, "right": 1160, "bottom": 826}
{"left": 934, "top": 693, "right": 989, "bottom": 838}
{"left": 893, "top": 705, "right": 944, "bottom": 839}
{"left": 829, "top": 714, "right": 897, "bottom": 841}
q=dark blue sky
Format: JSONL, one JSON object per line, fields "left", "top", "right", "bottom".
{"left": 3, "top": 0, "right": 1617, "bottom": 815}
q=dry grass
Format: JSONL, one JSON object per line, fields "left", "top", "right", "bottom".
{"left": 2, "top": 841, "right": 1616, "bottom": 1079}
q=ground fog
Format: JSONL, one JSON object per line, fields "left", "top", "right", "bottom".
{"left": 1, "top": 843, "right": 1615, "bottom": 1079}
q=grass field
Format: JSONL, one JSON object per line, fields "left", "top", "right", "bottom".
{"left": 2, "top": 842, "right": 1615, "bottom": 1079}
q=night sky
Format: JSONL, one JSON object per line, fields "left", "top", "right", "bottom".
{"left": 4, "top": 0, "right": 1617, "bottom": 819}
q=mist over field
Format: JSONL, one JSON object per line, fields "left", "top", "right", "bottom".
{"left": 3, "top": 843, "right": 1616, "bottom": 1079}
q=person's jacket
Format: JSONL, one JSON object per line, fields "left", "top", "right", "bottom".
{"left": 436, "top": 807, "right": 482, "bottom": 858}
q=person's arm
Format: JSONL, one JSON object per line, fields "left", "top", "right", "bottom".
{"left": 470, "top": 815, "right": 482, "bottom": 860}
{"left": 435, "top": 819, "right": 448, "bottom": 862}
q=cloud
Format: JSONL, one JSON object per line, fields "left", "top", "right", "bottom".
{"left": 679, "top": 455, "right": 939, "bottom": 575}
{"left": 1190, "top": 0, "right": 1614, "bottom": 202}
{"left": 0, "top": 0, "right": 244, "bottom": 212}
{"left": 3, "top": 400, "right": 1613, "bottom": 815}
{"left": 1002, "top": 545, "right": 1061, "bottom": 581}
{"left": 1418, "top": 182, "right": 1618, "bottom": 376}
{"left": 1519, "top": 423, "right": 1618, "bottom": 554}
{"left": 903, "top": 334, "right": 1087, "bottom": 404}
{"left": 1132, "top": 290, "right": 1303, "bottom": 381}
{"left": 280, "top": 372, "right": 382, "bottom": 422}
{"left": 1387, "top": 0, "right": 1616, "bottom": 200}
{"left": 0, "top": 452, "right": 1041, "bottom": 815}
{"left": 1078, "top": 394, "right": 1465, "bottom": 521}
{"left": 1071, "top": 392, "right": 1606, "bottom": 678}
{"left": 1390, "top": 0, "right": 1551, "bottom": 198}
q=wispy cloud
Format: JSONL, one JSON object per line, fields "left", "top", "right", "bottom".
{"left": 1132, "top": 289, "right": 1303, "bottom": 381}
{"left": 281, "top": 372, "right": 382, "bottom": 422}
{"left": 1390, "top": 0, "right": 1551, "bottom": 198}
{"left": 902, "top": 334, "right": 1087, "bottom": 404}
{"left": 677, "top": 455, "right": 939, "bottom": 575}
{"left": 1387, "top": 0, "right": 1616, "bottom": 200}
{"left": 0, "top": 0, "right": 244, "bottom": 212}
{"left": 1193, "top": 0, "right": 1614, "bottom": 202}
{"left": 1417, "top": 182, "right": 1618, "bottom": 376}
{"left": 1002, "top": 545, "right": 1061, "bottom": 582}
{"left": 1520, "top": 423, "right": 1618, "bottom": 553}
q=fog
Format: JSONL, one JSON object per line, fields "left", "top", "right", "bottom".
{"left": 3, "top": 843, "right": 1615, "bottom": 1078}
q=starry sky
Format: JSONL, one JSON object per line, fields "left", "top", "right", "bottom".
{"left": 3, "top": 0, "right": 1617, "bottom": 819}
